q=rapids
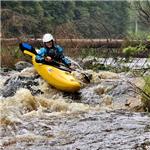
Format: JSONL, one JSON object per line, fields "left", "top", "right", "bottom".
{"left": 0, "top": 62, "right": 150, "bottom": 150}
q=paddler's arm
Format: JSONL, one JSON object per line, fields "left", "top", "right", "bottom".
{"left": 55, "top": 45, "right": 71, "bottom": 68}
{"left": 61, "top": 56, "right": 71, "bottom": 67}
{"left": 35, "top": 48, "right": 47, "bottom": 63}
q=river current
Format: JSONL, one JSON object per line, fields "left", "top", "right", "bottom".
{"left": 0, "top": 62, "right": 150, "bottom": 150}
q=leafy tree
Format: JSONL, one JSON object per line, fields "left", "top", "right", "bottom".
{"left": 1, "top": 1, "right": 130, "bottom": 38}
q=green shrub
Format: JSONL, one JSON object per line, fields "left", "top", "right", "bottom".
{"left": 127, "top": 31, "right": 150, "bottom": 40}
{"left": 142, "top": 76, "right": 150, "bottom": 112}
{"left": 147, "top": 35, "right": 150, "bottom": 41}
{"left": 123, "top": 44, "right": 147, "bottom": 57}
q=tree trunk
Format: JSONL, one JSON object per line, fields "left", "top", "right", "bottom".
{"left": 1, "top": 38, "right": 150, "bottom": 48}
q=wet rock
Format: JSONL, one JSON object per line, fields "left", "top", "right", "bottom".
{"left": 143, "top": 69, "right": 150, "bottom": 76}
{"left": 82, "top": 57, "right": 97, "bottom": 69}
{"left": 81, "top": 57, "right": 150, "bottom": 71}
{"left": 101, "top": 95, "right": 113, "bottom": 106}
{"left": 108, "top": 81, "right": 130, "bottom": 96}
{"left": 80, "top": 76, "right": 145, "bottom": 111}
{"left": 86, "top": 70, "right": 119, "bottom": 83}
{"left": 94, "top": 86, "right": 105, "bottom": 95}
{"left": 1, "top": 75, "right": 43, "bottom": 97}
{"left": 91, "top": 72, "right": 102, "bottom": 83}
{"left": 126, "top": 97, "right": 144, "bottom": 112}
{"left": 15, "top": 61, "right": 32, "bottom": 71}
{"left": 0, "top": 67, "right": 13, "bottom": 73}
{"left": 63, "top": 92, "right": 81, "bottom": 102}
{"left": 97, "top": 71, "right": 119, "bottom": 79}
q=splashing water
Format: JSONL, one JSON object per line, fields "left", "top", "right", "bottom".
{"left": 0, "top": 63, "right": 150, "bottom": 150}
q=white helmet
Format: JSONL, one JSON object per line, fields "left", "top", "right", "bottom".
{"left": 42, "top": 33, "right": 54, "bottom": 43}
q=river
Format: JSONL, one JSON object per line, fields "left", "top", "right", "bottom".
{"left": 0, "top": 61, "right": 150, "bottom": 150}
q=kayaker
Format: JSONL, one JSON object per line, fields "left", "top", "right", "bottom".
{"left": 35, "top": 33, "right": 71, "bottom": 68}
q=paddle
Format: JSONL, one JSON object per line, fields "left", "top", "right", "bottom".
{"left": 54, "top": 61, "right": 91, "bottom": 83}
{"left": 19, "top": 42, "right": 38, "bottom": 55}
{"left": 19, "top": 42, "right": 91, "bottom": 83}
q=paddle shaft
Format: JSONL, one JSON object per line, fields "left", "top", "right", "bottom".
{"left": 56, "top": 61, "right": 90, "bottom": 83}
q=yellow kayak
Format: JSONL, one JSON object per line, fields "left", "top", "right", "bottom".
{"left": 24, "top": 50, "right": 81, "bottom": 92}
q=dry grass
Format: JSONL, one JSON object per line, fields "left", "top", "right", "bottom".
{"left": 1, "top": 50, "right": 17, "bottom": 68}
{"left": 1, "top": 42, "right": 28, "bottom": 68}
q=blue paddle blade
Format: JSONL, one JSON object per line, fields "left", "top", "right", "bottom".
{"left": 19, "top": 42, "right": 37, "bottom": 55}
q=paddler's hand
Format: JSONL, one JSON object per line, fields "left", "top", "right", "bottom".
{"left": 68, "top": 65, "right": 75, "bottom": 71}
{"left": 45, "top": 56, "right": 52, "bottom": 62}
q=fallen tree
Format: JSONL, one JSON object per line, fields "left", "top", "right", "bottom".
{"left": 1, "top": 38, "right": 150, "bottom": 49}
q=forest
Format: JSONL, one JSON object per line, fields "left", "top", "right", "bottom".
{"left": 1, "top": 1, "right": 150, "bottom": 39}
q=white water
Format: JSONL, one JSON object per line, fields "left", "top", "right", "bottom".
{"left": 0, "top": 65, "right": 150, "bottom": 150}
